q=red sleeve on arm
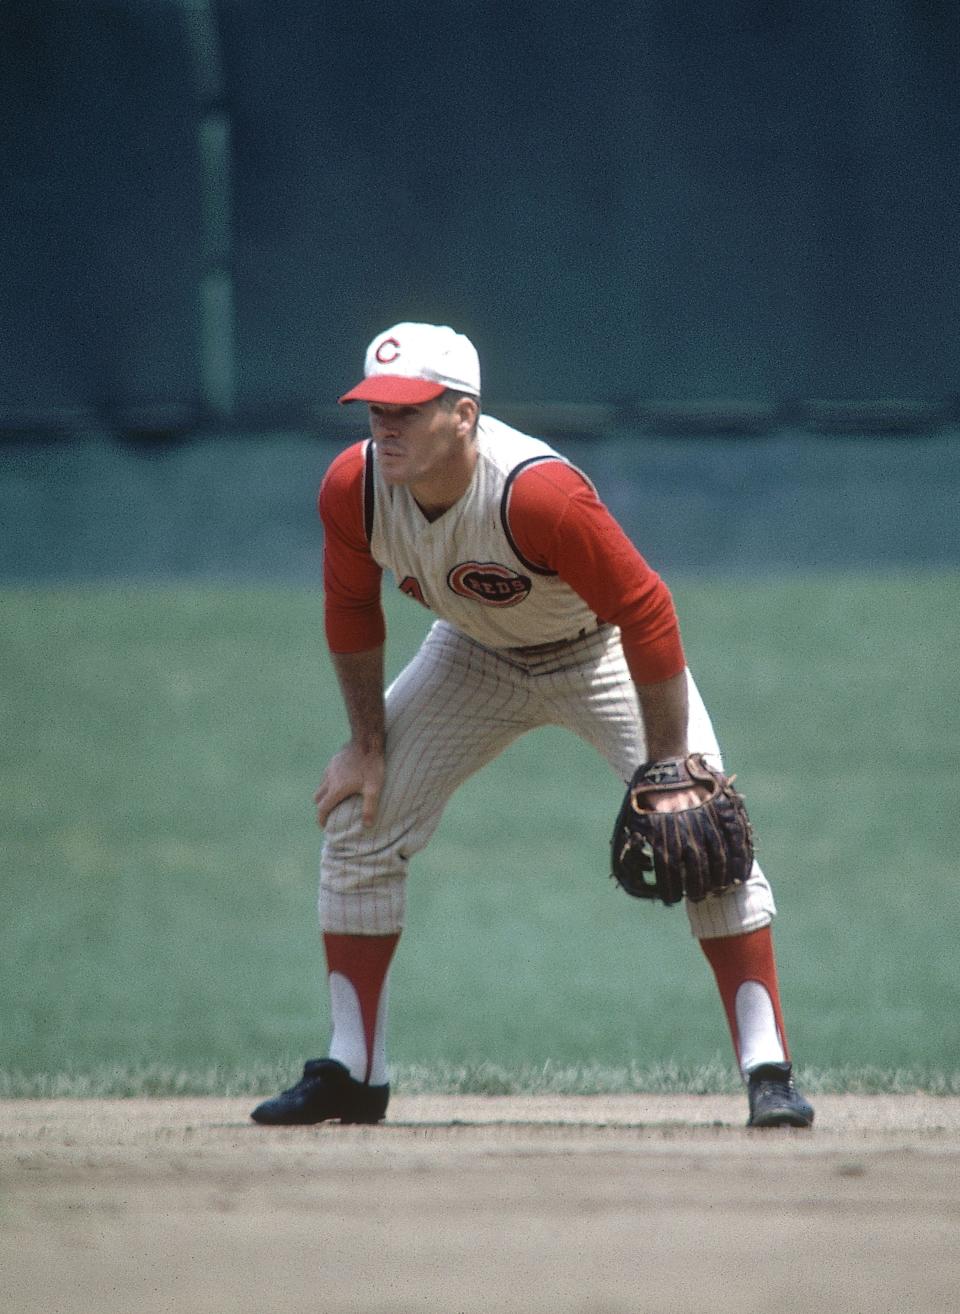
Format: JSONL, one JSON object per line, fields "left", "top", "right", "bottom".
{"left": 317, "top": 442, "right": 386, "bottom": 653}
{"left": 508, "top": 461, "right": 686, "bottom": 684}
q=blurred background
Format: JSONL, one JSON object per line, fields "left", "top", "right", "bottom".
{"left": 2, "top": 0, "right": 959, "bottom": 436}
{"left": 2, "top": 0, "right": 958, "bottom": 1089}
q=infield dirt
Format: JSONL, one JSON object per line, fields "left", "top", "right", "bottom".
{"left": 2, "top": 1094, "right": 958, "bottom": 1313}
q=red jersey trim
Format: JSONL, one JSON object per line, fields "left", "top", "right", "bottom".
{"left": 362, "top": 440, "right": 375, "bottom": 542}
{"left": 500, "top": 456, "right": 562, "bottom": 576}
{"left": 504, "top": 460, "right": 686, "bottom": 684}
{"left": 318, "top": 441, "right": 385, "bottom": 654}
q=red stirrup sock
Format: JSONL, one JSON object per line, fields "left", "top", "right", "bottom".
{"left": 323, "top": 931, "right": 400, "bottom": 1085}
{"left": 699, "top": 925, "right": 789, "bottom": 1076}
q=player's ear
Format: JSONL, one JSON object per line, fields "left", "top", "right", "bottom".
{"left": 454, "top": 395, "right": 479, "bottom": 435}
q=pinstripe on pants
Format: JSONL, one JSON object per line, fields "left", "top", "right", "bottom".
{"left": 319, "top": 620, "right": 775, "bottom": 939}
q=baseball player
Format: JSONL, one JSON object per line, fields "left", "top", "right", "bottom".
{"left": 252, "top": 322, "right": 814, "bottom": 1130}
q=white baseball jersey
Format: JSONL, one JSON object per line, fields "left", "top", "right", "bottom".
{"left": 367, "top": 416, "right": 600, "bottom": 649}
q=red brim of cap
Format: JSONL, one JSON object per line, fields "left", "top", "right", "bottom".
{"left": 338, "top": 376, "right": 447, "bottom": 405}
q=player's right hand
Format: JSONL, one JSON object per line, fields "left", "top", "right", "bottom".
{"left": 314, "top": 742, "right": 385, "bottom": 829}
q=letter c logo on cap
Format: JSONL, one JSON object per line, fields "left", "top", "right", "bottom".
{"left": 375, "top": 337, "right": 401, "bottom": 364}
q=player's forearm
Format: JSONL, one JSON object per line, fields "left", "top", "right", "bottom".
{"left": 635, "top": 670, "right": 689, "bottom": 761}
{"left": 331, "top": 646, "right": 386, "bottom": 752}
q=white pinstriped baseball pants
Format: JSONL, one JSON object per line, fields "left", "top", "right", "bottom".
{"left": 319, "top": 620, "right": 776, "bottom": 939}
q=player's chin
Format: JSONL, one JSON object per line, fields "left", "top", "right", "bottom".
{"left": 378, "top": 460, "right": 411, "bottom": 484}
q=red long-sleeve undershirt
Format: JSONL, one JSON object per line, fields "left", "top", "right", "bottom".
{"left": 318, "top": 443, "right": 685, "bottom": 686}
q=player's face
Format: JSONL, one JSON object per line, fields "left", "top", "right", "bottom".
{"left": 367, "top": 398, "right": 476, "bottom": 496}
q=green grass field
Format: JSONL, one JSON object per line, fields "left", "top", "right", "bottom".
{"left": 2, "top": 574, "right": 958, "bottom": 1096}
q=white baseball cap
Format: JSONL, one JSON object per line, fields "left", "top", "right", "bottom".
{"left": 338, "top": 322, "right": 481, "bottom": 404}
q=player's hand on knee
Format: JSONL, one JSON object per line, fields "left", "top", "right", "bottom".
{"left": 314, "top": 743, "right": 385, "bottom": 829}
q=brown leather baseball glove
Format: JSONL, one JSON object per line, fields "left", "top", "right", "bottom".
{"left": 610, "top": 753, "right": 755, "bottom": 905}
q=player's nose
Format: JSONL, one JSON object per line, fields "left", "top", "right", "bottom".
{"left": 370, "top": 413, "right": 399, "bottom": 438}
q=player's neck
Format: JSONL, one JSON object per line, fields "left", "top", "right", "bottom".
{"left": 409, "top": 446, "right": 478, "bottom": 521}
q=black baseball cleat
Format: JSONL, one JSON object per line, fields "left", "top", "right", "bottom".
{"left": 746, "top": 1062, "right": 815, "bottom": 1129}
{"left": 250, "top": 1058, "right": 389, "bottom": 1126}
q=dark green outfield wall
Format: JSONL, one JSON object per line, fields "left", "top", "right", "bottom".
{"left": 2, "top": 0, "right": 959, "bottom": 425}
{"left": 3, "top": 428, "right": 958, "bottom": 581}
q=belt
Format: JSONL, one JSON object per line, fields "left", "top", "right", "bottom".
{"left": 506, "top": 621, "right": 610, "bottom": 658}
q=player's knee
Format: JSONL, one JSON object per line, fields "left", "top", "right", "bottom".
{"left": 686, "top": 865, "right": 777, "bottom": 939}
{"left": 320, "top": 793, "right": 366, "bottom": 849}
{"left": 318, "top": 878, "right": 405, "bottom": 935}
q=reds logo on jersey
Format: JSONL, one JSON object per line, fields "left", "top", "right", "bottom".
{"left": 447, "top": 562, "right": 532, "bottom": 607}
